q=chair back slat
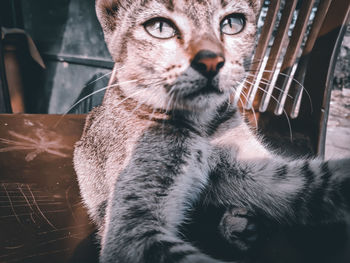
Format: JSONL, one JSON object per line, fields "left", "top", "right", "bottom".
{"left": 240, "top": 0, "right": 281, "bottom": 108}
{"left": 302, "top": 0, "right": 350, "bottom": 155}
{"left": 267, "top": 0, "right": 316, "bottom": 115}
{"left": 244, "top": 0, "right": 298, "bottom": 110}
{"left": 242, "top": 0, "right": 349, "bottom": 119}
{"left": 285, "top": 0, "right": 333, "bottom": 118}
{"left": 241, "top": 0, "right": 350, "bottom": 156}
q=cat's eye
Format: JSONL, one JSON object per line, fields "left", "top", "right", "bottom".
{"left": 144, "top": 18, "right": 177, "bottom": 39}
{"left": 220, "top": 14, "right": 245, "bottom": 35}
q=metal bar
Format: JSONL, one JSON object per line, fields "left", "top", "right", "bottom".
{"left": 42, "top": 53, "right": 114, "bottom": 69}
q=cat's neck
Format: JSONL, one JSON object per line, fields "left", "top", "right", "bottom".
{"left": 103, "top": 86, "right": 169, "bottom": 121}
{"left": 102, "top": 84, "right": 232, "bottom": 132}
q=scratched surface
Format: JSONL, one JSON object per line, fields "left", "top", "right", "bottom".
{"left": 1, "top": 114, "right": 350, "bottom": 263}
{"left": 0, "top": 114, "right": 97, "bottom": 263}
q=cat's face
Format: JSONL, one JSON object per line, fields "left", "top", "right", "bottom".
{"left": 96, "top": 0, "right": 260, "bottom": 112}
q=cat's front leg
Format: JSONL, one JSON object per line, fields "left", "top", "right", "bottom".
{"left": 99, "top": 132, "right": 235, "bottom": 263}
{"left": 208, "top": 152, "right": 350, "bottom": 226}
{"left": 100, "top": 167, "right": 229, "bottom": 263}
{"left": 219, "top": 207, "right": 258, "bottom": 252}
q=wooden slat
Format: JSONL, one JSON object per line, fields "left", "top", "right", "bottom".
{"left": 240, "top": 0, "right": 281, "bottom": 108}
{"left": 268, "top": 0, "right": 316, "bottom": 115}
{"left": 250, "top": 0, "right": 298, "bottom": 111}
{"left": 309, "top": 0, "right": 350, "bottom": 155}
{"left": 285, "top": 0, "right": 333, "bottom": 118}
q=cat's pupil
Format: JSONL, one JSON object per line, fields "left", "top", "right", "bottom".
{"left": 220, "top": 14, "right": 245, "bottom": 35}
{"left": 144, "top": 18, "right": 176, "bottom": 39}
{"left": 228, "top": 18, "right": 233, "bottom": 28}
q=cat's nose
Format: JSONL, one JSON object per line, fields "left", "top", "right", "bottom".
{"left": 191, "top": 50, "right": 225, "bottom": 78}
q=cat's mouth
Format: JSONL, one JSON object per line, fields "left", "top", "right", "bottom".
{"left": 184, "top": 82, "right": 223, "bottom": 100}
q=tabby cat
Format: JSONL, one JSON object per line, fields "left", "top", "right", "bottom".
{"left": 73, "top": 0, "right": 350, "bottom": 262}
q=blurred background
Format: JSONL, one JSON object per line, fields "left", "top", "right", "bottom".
{"left": 0, "top": 0, "right": 111, "bottom": 114}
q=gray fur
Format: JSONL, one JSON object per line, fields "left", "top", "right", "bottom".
{"left": 74, "top": 0, "right": 350, "bottom": 262}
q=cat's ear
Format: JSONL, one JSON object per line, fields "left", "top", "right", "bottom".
{"left": 95, "top": 0, "right": 120, "bottom": 36}
{"left": 251, "top": 0, "right": 262, "bottom": 15}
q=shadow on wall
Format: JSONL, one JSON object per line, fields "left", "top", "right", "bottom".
{"left": 20, "top": 0, "right": 112, "bottom": 113}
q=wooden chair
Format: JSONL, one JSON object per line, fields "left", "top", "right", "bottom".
{"left": 0, "top": 1, "right": 350, "bottom": 262}
{"left": 240, "top": 0, "right": 350, "bottom": 157}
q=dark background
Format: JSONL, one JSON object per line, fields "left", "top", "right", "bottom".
{"left": 0, "top": 0, "right": 112, "bottom": 113}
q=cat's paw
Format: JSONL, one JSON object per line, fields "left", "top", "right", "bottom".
{"left": 219, "top": 208, "right": 258, "bottom": 252}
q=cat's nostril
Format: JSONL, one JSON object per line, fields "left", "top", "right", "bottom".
{"left": 198, "top": 56, "right": 225, "bottom": 72}
{"left": 217, "top": 61, "right": 225, "bottom": 70}
{"left": 191, "top": 50, "right": 225, "bottom": 77}
{"left": 197, "top": 63, "right": 207, "bottom": 73}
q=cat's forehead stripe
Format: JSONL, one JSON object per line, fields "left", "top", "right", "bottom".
{"left": 140, "top": 0, "right": 231, "bottom": 12}
{"left": 140, "top": 0, "right": 174, "bottom": 11}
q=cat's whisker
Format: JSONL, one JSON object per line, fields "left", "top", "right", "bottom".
{"left": 148, "top": 91, "right": 165, "bottom": 122}
{"left": 52, "top": 79, "right": 142, "bottom": 128}
{"left": 128, "top": 98, "right": 148, "bottom": 118}
{"left": 229, "top": 86, "right": 247, "bottom": 117}
{"left": 85, "top": 70, "right": 113, "bottom": 87}
{"left": 234, "top": 86, "right": 251, "bottom": 118}
{"left": 67, "top": 75, "right": 162, "bottom": 116}
{"left": 167, "top": 83, "right": 180, "bottom": 96}
{"left": 54, "top": 77, "right": 163, "bottom": 128}
{"left": 242, "top": 74, "right": 293, "bottom": 111}
{"left": 126, "top": 81, "right": 166, "bottom": 117}
{"left": 247, "top": 69, "right": 313, "bottom": 113}
{"left": 171, "top": 90, "right": 181, "bottom": 118}
{"left": 242, "top": 90, "right": 258, "bottom": 129}
{"left": 87, "top": 88, "right": 155, "bottom": 134}
{"left": 260, "top": 90, "right": 294, "bottom": 142}
{"left": 148, "top": 82, "right": 171, "bottom": 121}
{"left": 239, "top": 82, "right": 294, "bottom": 142}
{"left": 148, "top": 104, "right": 158, "bottom": 121}
{"left": 242, "top": 78, "right": 294, "bottom": 112}
{"left": 225, "top": 89, "right": 232, "bottom": 108}
{"left": 243, "top": 75, "right": 294, "bottom": 100}
{"left": 73, "top": 65, "right": 125, "bottom": 103}
{"left": 245, "top": 73, "right": 275, "bottom": 87}
{"left": 234, "top": 83, "right": 258, "bottom": 129}
{"left": 243, "top": 58, "right": 265, "bottom": 68}
{"left": 165, "top": 92, "right": 176, "bottom": 114}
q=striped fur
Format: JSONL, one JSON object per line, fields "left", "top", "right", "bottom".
{"left": 74, "top": 1, "right": 350, "bottom": 262}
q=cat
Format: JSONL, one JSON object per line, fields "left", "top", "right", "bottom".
{"left": 73, "top": 0, "right": 350, "bottom": 262}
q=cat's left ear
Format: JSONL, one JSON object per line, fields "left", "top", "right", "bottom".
{"left": 96, "top": 0, "right": 120, "bottom": 36}
{"left": 251, "top": 0, "right": 262, "bottom": 15}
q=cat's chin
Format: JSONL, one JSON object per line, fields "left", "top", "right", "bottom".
{"left": 173, "top": 92, "right": 229, "bottom": 114}
{"left": 184, "top": 84, "right": 224, "bottom": 100}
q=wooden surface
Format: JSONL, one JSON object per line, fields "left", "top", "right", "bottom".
{"left": 0, "top": 114, "right": 99, "bottom": 263}
{"left": 0, "top": 114, "right": 349, "bottom": 263}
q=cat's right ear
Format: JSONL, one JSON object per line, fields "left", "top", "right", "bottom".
{"left": 95, "top": 0, "right": 120, "bottom": 35}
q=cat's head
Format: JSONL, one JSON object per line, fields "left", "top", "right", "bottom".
{"left": 96, "top": 0, "right": 260, "bottom": 112}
